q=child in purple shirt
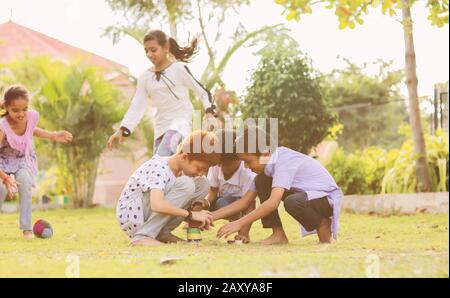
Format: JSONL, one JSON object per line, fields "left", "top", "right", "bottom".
{"left": 217, "top": 127, "right": 343, "bottom": 244}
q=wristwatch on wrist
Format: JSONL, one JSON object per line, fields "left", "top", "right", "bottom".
{"left": 120, "top": 126, "right": 131, "bottom": 137}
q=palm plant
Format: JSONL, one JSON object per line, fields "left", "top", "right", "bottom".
{"left": 26, "top": 58, "right": 126, "bottom": 207}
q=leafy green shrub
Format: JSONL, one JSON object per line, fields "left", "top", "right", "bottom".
{"left": 326, "top": 126, "right": 448, "bottom": 195}
{"left": 382, "top": 128, "right": 449, "bottom": 194}
{"left": 238, "top": 49, "right": 336, "bottom": 153}
{"left": 325, "top": 147, "right": 368, "bottom": 195}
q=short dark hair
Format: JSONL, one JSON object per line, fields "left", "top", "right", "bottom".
{"left": 214, "top": 129, "right": 239, "bottom": 163}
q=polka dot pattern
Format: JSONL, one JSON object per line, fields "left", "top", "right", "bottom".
{"left": 115, "top": 154, "right": 176, "bottom": 238}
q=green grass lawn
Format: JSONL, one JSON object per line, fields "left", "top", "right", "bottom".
{"left": 0, "top": 207, "right": 448, "bottom": 277}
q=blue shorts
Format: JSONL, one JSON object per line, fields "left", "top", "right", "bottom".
{"left": 211, "top": 196, "right": 241, "bottom": 211}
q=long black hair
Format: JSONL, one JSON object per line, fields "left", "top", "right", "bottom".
{"left": 143, "top": 30, "right": 198, "bottom": 62}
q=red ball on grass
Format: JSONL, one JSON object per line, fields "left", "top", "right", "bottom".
{"left": 33, "top": 219, "right": 53, "bottom": 239}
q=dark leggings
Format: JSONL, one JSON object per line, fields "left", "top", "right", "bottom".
{"left": 255, "top": 174, "right": 333, "bottom": 232}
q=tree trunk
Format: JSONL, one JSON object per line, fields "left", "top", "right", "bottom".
{"left": 401, "top": 2, "right": 432, "bottom": 192}
{"left": 85, "top": 158, "right": 100, "bottom": 208}
{"left": 74, "top": 153, "right": 84, "bottom": 208}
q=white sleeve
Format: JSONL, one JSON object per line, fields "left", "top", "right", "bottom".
{"left": 207, "top": 166, "right": 220, "bottom": 188}
{"left": 120, "top": 72, "right": 149, "bottom": 133}
{"left": 242, "top": 170, "right": 257, "bottom": 194}
{"left": 179, "top": 64, "right": 213, "bottom": 110}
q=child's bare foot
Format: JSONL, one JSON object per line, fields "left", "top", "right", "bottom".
{"left": 259, "top": 227, "right": 288, "bottom": 245}
{"left": 317, "top": 217, "right": 332, "bottom": 243}
{"left": 130, "top": 237, "right": 163, "bottom": 246}
{"left": 156, "top": 233, "right": 186, "bottom": 244}
{"left": 23, "top": 230, "right": 34, "bottom": 239}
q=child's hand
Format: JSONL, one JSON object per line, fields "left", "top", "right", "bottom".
{"left": 2, "top": 175, "right": 18, "bottom": 200}
{"left": 190, "top": 198, "right": 210, "bottom": 211}
{"left": 191, "top": 210, "right": 213, "bottom": 229}
{"left": 216, "top": 220, "right": 243, "bottom": 239}
{"left": 107, "top": 130, "right": 124, "bottom": 151}
{"left": 54, "top": 131, "right": 73, "bottom": 143}
{"left": 188, "top": 218, "right": 214, "bottom": 230}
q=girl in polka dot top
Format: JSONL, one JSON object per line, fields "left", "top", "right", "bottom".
{"left": 116, "top": 130, "right": 221, "bottom": 246}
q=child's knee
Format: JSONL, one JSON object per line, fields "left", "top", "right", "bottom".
{"left": 284, "top": 192, "right": 308, "bottom": 214}
{"left": 173, "top": 176, "right": 196, "bottom": 196}
{"left": 254, "top": 174, "right": 273, "bottom": 200}
{"left": 254, "top": 174, "right": 271, "bottom": 188}
{"left": 194, "top": 177, "right": 209, "bottom": 198}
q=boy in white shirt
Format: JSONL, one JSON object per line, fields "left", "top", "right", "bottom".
{"left": 203, "top": 130, "right": 257, "bottom": 243}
